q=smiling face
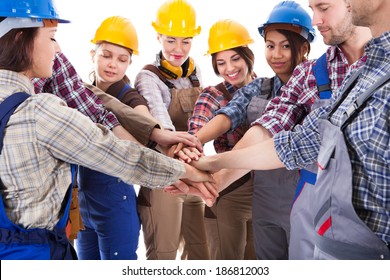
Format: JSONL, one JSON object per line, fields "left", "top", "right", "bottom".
{"left": 264, "top": 30, "right": 293, "bottom": 83}
{"left": 91, "top": 42, "right": 132, "bottom": 91}
{"left": 158, "top": 34, "right": 192, "bottom": 67}
{"left": 215, "top": 49, "right": 251, "bottom": 88}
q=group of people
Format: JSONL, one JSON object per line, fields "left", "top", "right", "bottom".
{"left": 0, "top": 0, "right": 389, "bottom": 261}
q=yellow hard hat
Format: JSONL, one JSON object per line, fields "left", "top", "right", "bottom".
{"left": 207, "top": 19, "right": 254, "bottom": 55}
{"left": 91, "top": 16, "right": 139, "bottom": 55}
{"left": 152, "top": 0, "right": 201, "bottom": 37}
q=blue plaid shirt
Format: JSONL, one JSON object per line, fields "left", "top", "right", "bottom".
{"left": 275, "top": 31, "right": 390, "bottom": 244}
{"left": 216, "top": 76, "right": 283, "bottom": 130}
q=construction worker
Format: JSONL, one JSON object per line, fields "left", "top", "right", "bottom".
{"left": 135, "top": 0, "right": 209, "bottom": 260}
{"left": 76, "top": 16, "right": 153, "bottom": 260}
{"left": 176, "top": 0, "right": 374, "bottom": 260}
{"left": 0, "top": 0, "right": 216, "bottom": 260}
{"left": 173, "top": 1, "right": 314, "bottom": 259}
{"left": 186, "top": 19, "right": 257, "bottom": 259}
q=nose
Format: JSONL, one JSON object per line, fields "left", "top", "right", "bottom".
{"left": 273, "top": 46, "right": 283, "bottom": 58}
{"left": 53, "top": 40, "right": 61, "bottom": 53}
{"left": 311, "top": 10, "right": 322, "bottom": 27}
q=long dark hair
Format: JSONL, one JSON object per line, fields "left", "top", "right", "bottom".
{"left": 0, "top": 18, "right": 37, "bottom": 72}
{"left": 271, "top": 29, "right": 311, "bottom": 73}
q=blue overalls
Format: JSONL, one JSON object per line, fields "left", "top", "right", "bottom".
{"left": 289, "top": 53, "right": 333, "bottom": 259}
{"left": 76, "top": 83, "right": 141, "bottom": 260}
{"left": 0, "top": 92, "right": 76, "bottom": 260}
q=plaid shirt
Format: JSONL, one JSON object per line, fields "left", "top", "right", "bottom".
{"left": 256, "top": 45, "right": 367, "bottom": 135}
{"left": 32, "top": 53, "right": 119, "bottom": 130}
{"left": 216, "top": 77, "right": 283, "bottom": 131}
{"left": 275, "top": 32, "right": 390, "bottom": 244}
{"left": 188, "top": 82, "right": 248, "bottom": 153}
{"left": 0, "top": 70, "right": 185, "bottom": 230}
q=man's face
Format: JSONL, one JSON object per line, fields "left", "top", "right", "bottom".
{"left": 309, "top": 0, "right": 355, "bottom": 46}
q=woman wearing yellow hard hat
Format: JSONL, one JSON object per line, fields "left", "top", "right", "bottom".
{"left": 135, "top": 0, "right": 209, "bottom": 260}
{"left": 171, "top": 1, "right": 314, "bottom": 259}
{"left": 75, "top": 16, "right": 158, "bottom": 260}
{"left": 185, "top": 19, "right": 257, "bottom": 260}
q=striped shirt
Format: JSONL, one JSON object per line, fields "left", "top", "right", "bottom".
{"left": 274, "top": 31, "right": 390, "bottom": 243}
{"left": 0, "top": 70, "right": 185, "bottom": 230}
{"left": 32, "top": 53, "right": 119, "bottom": 130}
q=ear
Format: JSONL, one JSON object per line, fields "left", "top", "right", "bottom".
{"left": 157, "top": 33, "right": 162, "bottom": 43}
{"left": 90, "top": 49, "right": 96, "bottom": 63}
{"left": 301, "top": 42, "right": 310, "bottom": 61}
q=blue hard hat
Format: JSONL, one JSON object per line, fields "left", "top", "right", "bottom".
{"left": 0, "top": 0, "right": 68, "bottom": 22}
{"left": 0, "top": 0, "right": 69, "bottom": 37}
{"left": 258, "top": 1, "right": 316, "bottom": 43}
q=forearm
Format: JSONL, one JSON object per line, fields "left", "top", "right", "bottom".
{"left": 196, "top": 114, "right": 231, "bottom": 144}
{"left": 112, "top": 125, "right": 142, "bottom": 145}
{"left": 233, "top": 124, "right": 272, "bottom": 150}
{"left": 212, "top": 137, "right": 284, "bottom": 171}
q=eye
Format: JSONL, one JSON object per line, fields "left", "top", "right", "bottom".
{"left": 216, "top": 61, "right": 226, "bottom": 66}
{"left": 51, "top": 38, "right": 57, "bottom": 42}
{"left": 282, "top": 44, "right": 291, "bottom": 49}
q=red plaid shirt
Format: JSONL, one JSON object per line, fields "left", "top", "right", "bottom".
{"left": 256, "top": 45, "right": 367, "bottom": 135}
{"left": 32, "top": 53, "right": 119, "bottom": 130}
{"left": 188, "top": 82, "right": 248, "bottom": 153}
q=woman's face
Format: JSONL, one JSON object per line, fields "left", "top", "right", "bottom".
{"left": 265, "top": 30, "right": 293, "bottom": 83}
{"left": 29, "top": 27, "right": 58, "bottom": 79}
{"left": 92, "top": 42, "right": 131, "bottom": 91}
{"left": 215, "top": 49, "right": 251, "bottom": 88}
{"left": 158, "top": 34, "right": 192, "bottom": 67}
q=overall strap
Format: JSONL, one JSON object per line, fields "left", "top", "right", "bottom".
{"left": 143, "top": 64, "right": 175, "bottom": 89}
{"left": 0, "top": 92, "right": 29, "bottom": 152}
{"left": 340, "top": 70, "right": 390, "bottom": 130}
{"left": 260, "top": 77, "right": 274, "bottom": 99}
{"left": 313, "top": 53, "right": 332, "bottom": 99}
{"left": 215, "top": 82, "right": 232, "bottom": 101}
{"left": 116, "top": 83, "right": 131, "bottom": 101}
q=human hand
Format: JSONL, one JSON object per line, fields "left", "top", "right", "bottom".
{"left": 164, "top": 180, "right": 218, "bottom": 207}
{"left": 173, "top": 143, "right": 203, "bottom": 163}
{"left": 150, "top": 129, "right": 203, "bottom": 152}
{"left": 189, "top": 154, "right": 222, "bottom": 173}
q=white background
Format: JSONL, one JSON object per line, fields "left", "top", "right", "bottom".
{"left": 54, "top": 0, "right": 328, "bottom": 260}
{"left": 55, "top": 0, "right": 328, "bottom": 86}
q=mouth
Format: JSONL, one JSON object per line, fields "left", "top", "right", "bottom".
{"left": 227, "top": 71, "right": 240, "bottom": 78}
{"left": 271, "top": 62, "right": 285, "bottom": 68}
{"left": 104, "top": 70, "right": 116, "bottom": 77}
{"left": 172, "top": 54, "right": 183, "bottom": 60}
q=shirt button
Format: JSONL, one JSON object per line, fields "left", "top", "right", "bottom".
{"left": 380, "top": 254, "right": 384, "bottom": 259}
{"left": 114, "top": 252, "right": 118, "bottom": 256}
{"left": 117, "top": 178, "right": 121, "bottom": 183}
{"left": 123, "top": 196, "right": 127, "bottom": 200}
